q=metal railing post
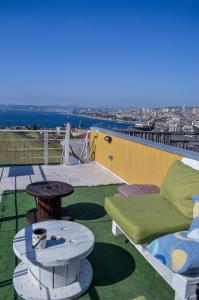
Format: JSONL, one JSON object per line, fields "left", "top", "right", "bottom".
{"left": 79, "top": 130, "right": 90, "bottom": 164}
{"left": 63, "top": 123, "right": 70, "bottom": 165}
{"left": 85, "top": 130, "right": 90, "bottom": 162}
{"left": 44, "top": 131, "right": 48, "bottom": 165}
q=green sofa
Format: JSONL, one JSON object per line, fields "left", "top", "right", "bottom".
{"left": 105, "top": 161, "right": 199, "bottom": 244}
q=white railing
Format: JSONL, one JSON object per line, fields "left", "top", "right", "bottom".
{"left": 0, "top": 124, "right": 71, "bottom": 166}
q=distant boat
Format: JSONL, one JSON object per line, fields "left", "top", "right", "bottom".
{"left": 130, "top": 121, "right": 154, "bottom": 131}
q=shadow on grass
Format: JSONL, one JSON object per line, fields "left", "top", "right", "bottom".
{"left": 0, "top": 188, "right": 19, "bottom": 299}
{"left": 66, "top": 203, "right": 106, "bottom": 221}
{"left": 0, "top": 278, "right": 12, "bottom": 288}
{"left": 0, "top": 214, "right": 25, "bottom": 223}
{"left": 87, "top": 286, "right": 100, "bottom": 300}
{"left": 14, "top": 187, "right": 19, "bottom": 300}
{"left": 89, "top": 242, "right": 135, "bottom": 286}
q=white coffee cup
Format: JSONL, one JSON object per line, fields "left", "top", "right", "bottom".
{"left": 32, "top": 228, "right": 47, "bottom": 250}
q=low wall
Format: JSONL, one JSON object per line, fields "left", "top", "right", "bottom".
{"left": 90, "top": 128, "right": 199, "bottom": 186}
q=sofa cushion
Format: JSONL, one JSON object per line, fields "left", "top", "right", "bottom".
{"left": 105, "top": 194, "right": 191, "bottom": 244}
{"left": 160, "top": 161, "right": 199, "bottom": 218}
{"left": 147, "top": 231, "right": 199, "bottom": 274}
{"left": 147, "top": 196, "right": 199, "bottom": 274}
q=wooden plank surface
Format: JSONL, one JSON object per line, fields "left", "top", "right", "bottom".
{"left": 13, "top": 220, "right": 94, "bottom": 267}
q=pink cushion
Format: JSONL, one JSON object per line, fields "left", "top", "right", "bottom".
{"left": 117, "top": 184, "right": 160, "bottom": 196}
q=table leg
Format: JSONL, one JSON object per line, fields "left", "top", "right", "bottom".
{"left": 26, "top": 197, "right": 65, "bottom": 223}
{"left": 38, "top": 197, "right": 61, "bottom": 220}
{"left": 13, "top": 259, "right": 93, "bottom": 299}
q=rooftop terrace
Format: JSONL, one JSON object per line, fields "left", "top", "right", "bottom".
{"left": 1, "top": 127, "right": 199, "bottom": 300}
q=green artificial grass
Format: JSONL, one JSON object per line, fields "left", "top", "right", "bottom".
{"left": 0, "top": 185, "right": 174, "bottom": 300}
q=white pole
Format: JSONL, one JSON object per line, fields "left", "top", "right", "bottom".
{"left": 85, "top": 131, "right": 88, "bottom": 162}
{"left": 63, "top": 123, "right": 70, "bottom": 165}
{"left": 44, "top": 131, "right": 48, "bottom": 165}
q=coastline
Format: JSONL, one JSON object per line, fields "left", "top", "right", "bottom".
{"left": 68, "top": 113, "right": 133, "bottom": 125}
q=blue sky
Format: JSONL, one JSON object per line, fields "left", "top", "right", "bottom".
{"left": 0, "top": 0, "right": 199, "bottom": 107}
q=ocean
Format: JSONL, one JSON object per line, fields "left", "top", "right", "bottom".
{"left": 0, "top": 110, "right": 132, "bottom": 129}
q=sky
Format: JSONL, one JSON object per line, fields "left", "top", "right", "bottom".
{"left": 0, "top": 0, "right": 199, "bottom": 107}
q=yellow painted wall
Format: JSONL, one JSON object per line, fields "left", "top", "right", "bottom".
{"left": 90, "top": 131, "right": 182, "bottom": 186}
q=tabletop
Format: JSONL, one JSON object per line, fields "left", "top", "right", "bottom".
{"left": 26, "top": 181, "right": 74, "bottom": 199}
{"left": 13, "top": 220, "right": 94, "bottom": 267}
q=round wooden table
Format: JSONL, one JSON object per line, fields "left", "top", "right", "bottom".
{"left": 26, "top": 181, "right": 74, "bottom": 224}
{"left": 13, "top": 220, "right": 94, "bottom": 300}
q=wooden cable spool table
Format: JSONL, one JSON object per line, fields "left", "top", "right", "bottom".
{"left": 13, "top": 220, "right": 94, "bottom": 300}
{"left": 26, "top": 181, "right": 74, "bottom": 224}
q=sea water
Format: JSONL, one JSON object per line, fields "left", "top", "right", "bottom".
{"left": 0, "top": 110, "right": 132, "bottom": 129}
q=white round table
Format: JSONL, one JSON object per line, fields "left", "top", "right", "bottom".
{"left": 13, "top": 220, "right": 94, "bottom": 300}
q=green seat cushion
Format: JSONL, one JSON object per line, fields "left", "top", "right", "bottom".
{"left": 105, "top": 194, "right": 191, "bottom": 244}
{"left": 160, "top": 161, "right": 199, "bottom": 218}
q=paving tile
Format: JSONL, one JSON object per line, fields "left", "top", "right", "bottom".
{"left": 0, "top": 162, "right": 123, "bottom": 194}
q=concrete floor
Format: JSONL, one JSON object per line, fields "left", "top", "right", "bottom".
{"left": 0, "top": 162, "right": 123, "bottom": 200}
